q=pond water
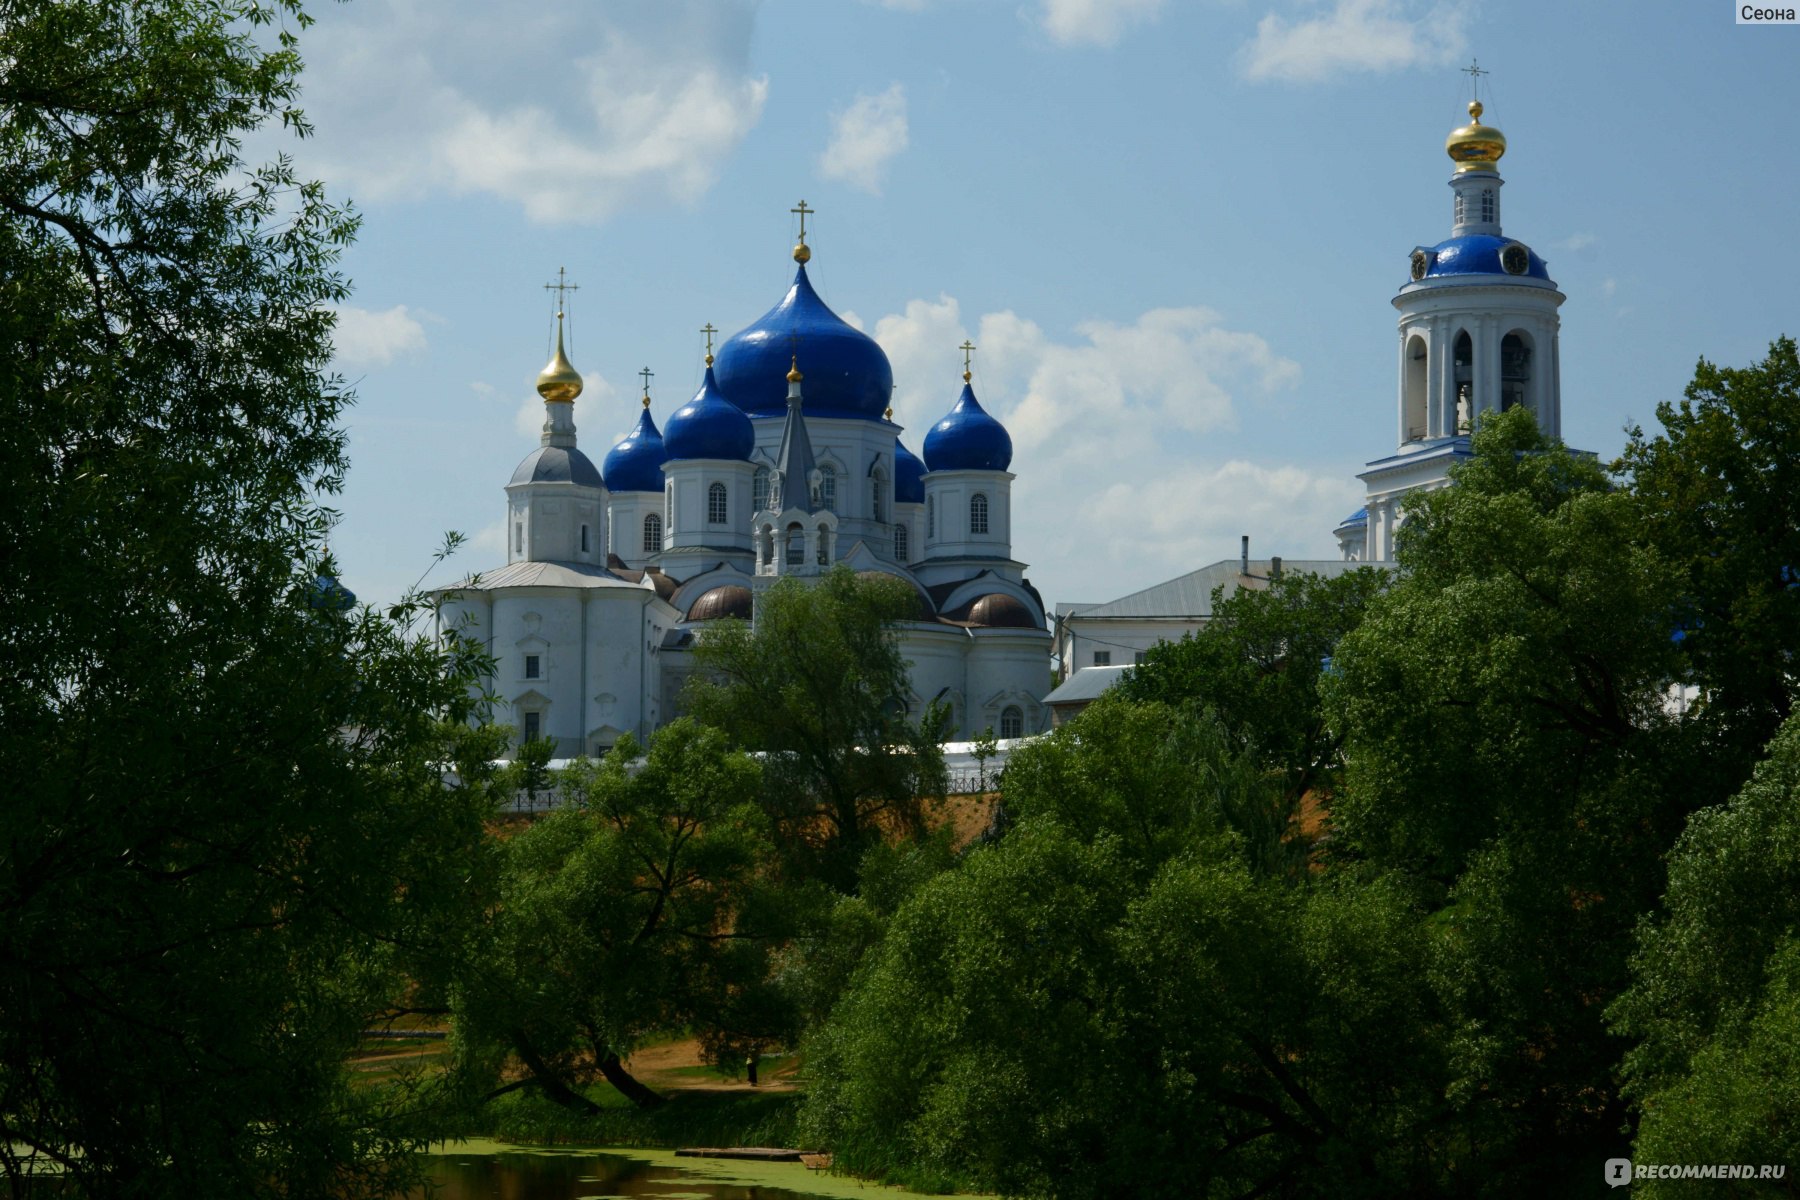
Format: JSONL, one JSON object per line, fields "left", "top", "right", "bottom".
{"left": 409, "top": 1141, "right": 941, "bottom": 1200}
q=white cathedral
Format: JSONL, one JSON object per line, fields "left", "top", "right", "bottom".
{"left": 438, "top": 224, "right": 1053, "bottom": 756}
{"left": 1333, "top": 97, "right": 1568, "bottom": 561}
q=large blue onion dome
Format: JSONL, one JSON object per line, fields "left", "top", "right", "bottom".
{"left": 924, "top": 382, "right": 1012, "bottom": 472}
{"left": 894, "top": 438, "right": 926, "bottom": 504}
{"left": 664, "top": 365, "right": 754, "bottom": 461}
{"left": 1416, "top": 234, "right": 1552, "bottom": 282}
{"left": 509, "top": 445, "right": 604, "bottom": 488}
{"left": 712, "top": 265, "right": 893, "bottom": 420}
{"left": 603, "top": 405, "right": 666, "bottom": 492}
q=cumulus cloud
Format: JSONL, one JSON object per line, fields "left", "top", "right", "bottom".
{"left": 870, "top": 294, "right": 1351, "bottom": 594}
{"left": 1239, "top": 0, "right": 1467, "bottom": 84}
{"left": 1558, "top": 232, "right": 1598, "bottom": 252}
{"left": 331, "top": 304, "right": 428, "bottom": 367}
{"left": 1037, "top": 0, "right": 1168, "bottom": 47}
{"left": 297, "top": 1, "right": 767, "bottom": 224}
{"left": 819, "top": 85, "right": 910, "bottom": 194}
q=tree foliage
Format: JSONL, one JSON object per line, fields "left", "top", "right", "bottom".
{"left": 1612, "top": 712, "right": 1800, "bottom": 1187}
{"left": 451, "top": 721, "right": 786, "bottom": 1112}
{"left": 684, "top": 566, "right": 948, "bottom": 892}
{"left": 0, "top": 3, "right": 496, "bottom": 1194}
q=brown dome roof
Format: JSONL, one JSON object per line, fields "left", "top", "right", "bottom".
{"left": 947, "top": 592, "right": 1039, "bottom": 629}
{"left": 687, "top": 584, "right": 753, "bottom": 622}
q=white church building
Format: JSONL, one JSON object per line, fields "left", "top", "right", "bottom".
{"left": 1334, "top": 96, "right": 1570, "bottom": 561}
{"left": 438, "top": 225, "right": 1052, "bottom": 756}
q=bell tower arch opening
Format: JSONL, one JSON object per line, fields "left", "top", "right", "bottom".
{"left": 1403, "top": 334, "right": 1429, "bottom": 442}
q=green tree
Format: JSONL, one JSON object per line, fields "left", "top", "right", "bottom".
{"left": 1323, "top": 407, "right": 1692, "bottom": 1189}
{"left": 684, "top": 565, "right": 948, "bottom": 892}
{"left": 1117, "top": 566, "right": 1386, "bottom": 809}
{"left": 1620, "top": 336, "right": 1800, "bottom": 794}
{"left": 451, "top": 720, "right": 783, "bottom": 1112}
{"left": 0, "top": 3, "right": 496, "bottom": 1194}
{"left": 1612, "top": 712, "right": 1800, "bottom": 1188}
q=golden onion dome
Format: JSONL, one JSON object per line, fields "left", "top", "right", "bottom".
{"left": 787, "top": 356, "right": 803, "bottom": 384}
{"left": 536, "top": 315, "right": 584, "bottom": 403}
{"left": 1445, "top": 99, "right": 1506, "bottom": 173}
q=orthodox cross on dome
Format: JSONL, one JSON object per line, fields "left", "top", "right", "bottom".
{"left": 1462, "top": 58, "right": 1489, "bottom": 103}
{"left": 701, "top": 322, "right": 718, "bottom": 366}
{"left": 960, "top": 339, "right": 976, "bottom": 383}
{"left": 543, "top": 266, "right": 579, "bottom": 316}
{"left": 791, "top": 199, "right": 814, "bottom": 263}
{"left": 639, "top": 365, "right": 654, "bottom": 408}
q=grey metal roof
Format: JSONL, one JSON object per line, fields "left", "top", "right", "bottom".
{"left": 439, "top": 560, "right": 647, "bottom": 592}
{"left": 1071, "top": 559, "right": 1369, "bottom": 621}
{"left": 1044, "top": 664, "right": 1131, "bottom": 705}
{"left": 510, "top": 445, "right": 604, "bottom": 488}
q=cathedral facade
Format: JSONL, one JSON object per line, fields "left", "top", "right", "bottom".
{"left": 1335, "top": 98, "right": 1568, "bottom": 561}
{"left": 438, "top": 227, "right": 1052, "bottom": 756}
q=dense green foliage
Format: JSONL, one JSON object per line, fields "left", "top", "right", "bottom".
{"left": 801, "top": 372, "right": 1800, "bottom": 1197}
{"left": 0, "top": 3, "right": 505, "bottom": 1194}
{"left": 684, "top": 565, "right": 948, "bottom": 892}
{"left": 451, "top": 722, "right": 783, "bottom": 1111}
{"left": 1611, "top": 712, "right": 1800, "bottom": 1188}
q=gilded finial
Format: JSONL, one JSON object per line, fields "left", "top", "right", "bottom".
{"left": 701, "top": 322, "right": 718, "bottom": 367}
{"left": 787, "top": 355, "right": 803, "bottom": 384}
{"left": 959, "top": 339, "right": 976, "bottom": 384}
{"left": 639, "top": 365, "right": 654, "bottom": 409}
{"left": 1445, "top": 63, "right": 1505, "bottom": 173}
{"left": 885, "top": 406, "right": 894, "bottom": 421}
{"left": 536, "top": 267, "right": 584, "bottom": 403}
{"left": 791, "top": 199, "right": 813, "bottom": 264}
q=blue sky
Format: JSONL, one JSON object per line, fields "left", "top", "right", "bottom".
{"left": 294, "top": 0, "right": 1800, "bottom": 612}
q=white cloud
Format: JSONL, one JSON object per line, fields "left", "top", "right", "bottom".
{"left": 1558, "top": 232, "right": 1598, "bottom": 252}
{"left": 871, "top": 294, "right": 1348, "bottom": 589}
{"left": 819, "top": 85, "right": 910, "bottom": 195}
{"left": 298, "top": 1, "right": 767, "bottom": 224}
{"left": 1601, "top": 278, "right": 1617, "bottom": 299}
{"left": 331, "top": 304, "right": 427, "bottom": 367}
{"left": 1037, "top": 0, "right": 1168, "bottom": 47}
{"left": 1239, "top": 0, "right": 1467, "bottom": 84}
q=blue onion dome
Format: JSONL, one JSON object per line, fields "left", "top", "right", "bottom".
{"left": 602, "top": 405, "right": 666, "bottom": 492}
{"left": 664, "top": 364, "right": 754, "bottom": 461}
{"left": 894, "top": 438, "right": 926, "bottom": 504}
{"left": 923, "top": 382, "right": 1012, "bottom": 472}
{"left": 712, "top": 265, "right": 893, "bottom": 420}
{"left": 510, "top": 445, "right": 603, "bottom": 487}
{"left": 1417, "top": 235, "right": 1551, "bottom": 282}
{"left": 307, "top": 573, "right": 356, "bottom": 611}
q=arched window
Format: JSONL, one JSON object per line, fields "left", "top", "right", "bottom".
{"left": 816, "top": 522, "right": 830, "bottom": 565}
{"left": 1453, "top": 329, "right": 1475, "bottom": 432}
{"left": 871, "top": 469, "right": 886, "bottom": 522}
{"left": 707, "top": 481, "right": 728, "bottom": 525}
{"left": 894, "top": 523, "right": 909, "bottom": 562}
{"left": 753, "top": 467, "right": 770, "bottom": 513}
{"left": 818, "top": 464, "right": 837, "bottom": 512}
{"left": 927, "top": 495, "right": 936, "bottom": 539}
{"left": 1403, "top": 333, "right": 1428, "bottom": 441}
{"left": 1000, "top": 705, "right": 1023, "bottom": 739}
{"left": 784, "top": 522, "right": 804, "bottom": 566}
{"left": 1454, "top": 192, "right": 1465, "bottom": 226}
{"left": 1480, "top": 188, "right": 1496, "bottom": 224}
{"left": 970, "top": 492, "right": 989, "bottom": 535}
{"left": 642, "top": 512, "right": 662, "bottom": 554}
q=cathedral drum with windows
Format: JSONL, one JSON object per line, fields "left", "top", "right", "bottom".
{"left": 437, "top": 222, "right": 1053, "bottom": 755}
{"left": 1335, "top": 96, "right": 1576, "bottom": 563}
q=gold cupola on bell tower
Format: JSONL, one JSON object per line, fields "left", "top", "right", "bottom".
{"left": 537, "top": 266, "right": 584, "bottom": 403}
{"left": 1445, "top": 99, "right": 1506, "bottom": 173}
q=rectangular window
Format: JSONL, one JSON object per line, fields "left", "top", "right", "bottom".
{"left": 1481, "top": 189, "right": 1495, "bottom": 223}
{"left": 580, "top": 524, "right": 589, "bottom": 552}
{"left": 1134, "top": 651, "right": 1146, "bottom": 665}
{"left": 1093, "top": 651, "right": 1111, "bottom": 666}
{"left": 522, "top": 711, "right": 541, "bottom": 742}
{"left": 524, "top": 654, "right": 541, "bottom": 679}
{"left": 514, "top": 523, "right": 523, "bottom": 554}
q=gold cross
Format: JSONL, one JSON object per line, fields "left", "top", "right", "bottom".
{"left": 1462, "top": 58, "right": 1488, "bottom": 101}
{"left": 542, "top": 266, "right": 579, "bottom": 313}
{"left": 960, "top": 339, "right": 976, "bottom": 382}
{"left": 791, "top": 199, "right": 813, "bottom": 243}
